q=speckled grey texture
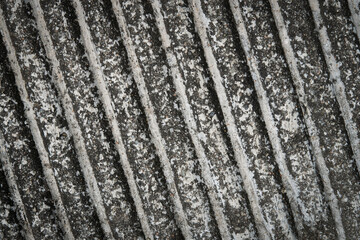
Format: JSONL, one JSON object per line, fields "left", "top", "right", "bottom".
{"left": 0, "top": 0, "right": 359, "bottom": 239}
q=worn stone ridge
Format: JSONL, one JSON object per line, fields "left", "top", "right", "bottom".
{"left": 0, "top": 0, "right": 359, "bottom": 239}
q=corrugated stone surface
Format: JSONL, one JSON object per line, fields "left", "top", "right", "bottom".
{"left": 0, "top": 0, "right": 359, "bottom": 239}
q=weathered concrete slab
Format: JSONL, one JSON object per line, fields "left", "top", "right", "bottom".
{"left": 0, "top": 0, "right": 359, "bottom": 239}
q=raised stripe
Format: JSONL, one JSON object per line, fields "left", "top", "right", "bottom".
{"left": 229, "top": 0, "right": 344, "bottom": 235}
{"left": 188, "top": 0, "right": 284, "bottom": 238}
{"left": 71, "top": 0, "right": 153, "bottom": 238}
{"left": 0, "top": 132, "right": 35, "bottom": 240}
{"left": 109, "top": 0, "right": 193, "bottom": 238}
{"left": 268, "top": 1, "right": 346, "bottom": 238}
{"left": 308, "top": 0, "right": 360, "bottom": 175}
{"left": 0, "top": 8, "right": 75, "bottom": 240}
{"left": 150, "top": 0, "right": 231, "bottom": 239}
{"left": 347, "top": 0, "right": 360, "bottom": 42}
{"left": 28, "top": 1, "right": 114, "bottom": 238}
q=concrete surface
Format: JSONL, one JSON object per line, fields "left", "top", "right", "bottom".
{"left": 0, "top": 0, "right": 359, "bottom": 239}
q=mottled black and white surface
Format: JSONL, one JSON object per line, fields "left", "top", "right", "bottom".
{"left": 0, "top": 0, "right": 359, "bottom": 239}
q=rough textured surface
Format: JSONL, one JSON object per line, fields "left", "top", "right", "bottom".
{"left": 0, "top": 0, "right": 359, "bottom": 239}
